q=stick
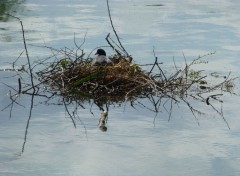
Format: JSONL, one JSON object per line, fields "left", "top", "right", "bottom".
{"left": 18, "top": 78, "right": 22, "bottom": 94}
{"left": 106, "top": 0, "right": 129, "bottom": 56}
{"left": 8, "top": 14, "right": 35, "bottom": 90}
{"left": 105, "top": 33, "right": 122, "bottom": 55}
{"left": 21, "top": 93, "right": 34, "bottom": 153}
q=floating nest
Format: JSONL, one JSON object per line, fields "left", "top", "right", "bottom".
{"left": 37, "top": 54, "right": 166, "bottom": 104}
{"left": 37, "top": 50, "right": 197, "bottom": 106}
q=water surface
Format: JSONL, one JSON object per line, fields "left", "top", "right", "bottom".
{"left": 0, "top": 0, "right": 240, "bottom": 176}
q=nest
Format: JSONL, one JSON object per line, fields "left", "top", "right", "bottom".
{"left": 34, "top": 32, "right": 217, "bottom": 106}
{"left": 38, "top": 54, "right": 166, "bottom": 104}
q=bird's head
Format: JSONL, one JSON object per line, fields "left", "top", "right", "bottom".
{"left": 95, "top": 49, "right": 106, "bottom": 56}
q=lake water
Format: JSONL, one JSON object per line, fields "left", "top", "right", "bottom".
{"left": 1, "top": 0, "right": 240, "bottom": 175}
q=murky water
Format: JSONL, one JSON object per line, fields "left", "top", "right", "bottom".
{"left": 1, "top": 0, "right": 240, "bottom": 175}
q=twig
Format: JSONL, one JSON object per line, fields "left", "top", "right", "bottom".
{"left": 8, "top": 14, "right": 35, "bottom": 90}
{"left": 207, "top": 99, "right": 230, "bottom": 130}
{"left": 106, "top": 0, "right": 129, "bottom": 56}
{"left": 63, "top": 98, "right": 77, "bottom": 128}
{"left": 206, "top": 94, "right": 223, "bottom": 105}
{"left": 105, "top": 33, "right": 122, "bottom": 55}
{"left": 18, "top": 78, "right": 22, "bottom": 94}
{"left": 21, "top": 93, "right": 34, "bottom": 153}
{"left": 148, "top": 47, "right": 167, "bottom": 81}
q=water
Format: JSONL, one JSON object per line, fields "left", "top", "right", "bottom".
{"left": 1, "top": 0, "right": 240, "bottom": 175}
